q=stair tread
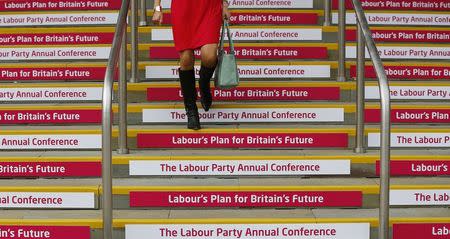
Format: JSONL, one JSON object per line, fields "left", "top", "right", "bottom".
{"left": 0, "top": 177, "right": 447, "bottom": 188}
{"left": 0, "top": 208, "right": 448, "bottom": 222}
{"left": 2, "top": 102, "right": 450, "bottom": 109}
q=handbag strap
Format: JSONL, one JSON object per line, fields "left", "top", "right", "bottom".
{"left": 219, "top": 20, "right": 235, "bottom": 54}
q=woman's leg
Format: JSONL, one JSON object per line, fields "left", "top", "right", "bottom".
{"left": 178, "top": 50, "right": 200, "bottom": 130}
{"left": 199, "top": 43, "right": 218, "bottom": 111}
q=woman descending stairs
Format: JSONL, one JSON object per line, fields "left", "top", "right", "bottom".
{"left": 0, "top": 0, "right": 449, "bottom": 239}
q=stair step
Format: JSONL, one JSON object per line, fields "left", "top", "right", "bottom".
{"left": 0, "top": 178, "right": 448, "bottom": 209}
{"left": 2, "top": 61, "right": 449, "bottom": 82}
{"left": 0, "top": 125, "right": 448, "bottom": 150}
{"left": 0, "top": 149, "right": 448, "bottom": 178}
{"left": 3, "top": 81, "right": 449, "bottom": 103}
{"left": 1, "top": 102, "right": 450, "bottom": 125}
{"left": 0, "top": 208, "right": 448, "bottom": 239}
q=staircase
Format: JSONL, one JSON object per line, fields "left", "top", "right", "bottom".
{"left": 0, "top": 0, "right": 449, "bottom": 239}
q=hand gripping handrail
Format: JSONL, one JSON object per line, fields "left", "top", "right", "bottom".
{"left": 102, "top": 0, "right": 130, "bottom": 238}
{"left": 351, "top": 0, "right": 392, "bottom": 238}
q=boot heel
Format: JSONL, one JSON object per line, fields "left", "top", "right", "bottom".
{"left": 179, "top": 68, "right": 202, "bottom": 130}
{"left": 186, "top": 106, "right": 201, "bottom": 130}
{"left": 199, "top": 65, "right": 215, "bottom": 112}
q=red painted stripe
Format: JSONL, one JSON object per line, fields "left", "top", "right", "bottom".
{"left": 147, "top": 87, "right": 340, "bottom": 101}
{"left": 346, "top": 29, "right": 450, "bottom": 43}
{"left": 150, "top": 47, "right": 328, "bottom": 59}
{"left": 332, "top": 0, "right": 450, "bottom": 11}
{"left": 0, "top": 162, "right": 101, "bottom": 177}
{"left": 365, "top": 109, "right": 450, "bottom": 123}
{"left": 350, "top": 65, "right": 450, "bottom": 79}
{"left": 0, "top": 0, "right": 121, "bottom": 11}
{"left": 0, "top": 226, "right": 90, "bottom": 239}
{"left": 0, "top": 67, "right": 108, "bottom": 81}
{"left": 137, "top": 133, "right": 349, "bottom": 148}
{"left": 393, "top": 223, "right": 450, "bottom": 238}
{"left": 130, "top": 191, "right": 363, "bottom": 207}
{"left": 162, "top": 13, "right": 318, "bottom": 25}
{"left": 0, "top": 33, "right": 114, "bottom": 45}
{"left": 0, "top": 110, "right": 101, "bottom": 124}
{"left": 376, "top": 161, "right": 450, "bottom": 176}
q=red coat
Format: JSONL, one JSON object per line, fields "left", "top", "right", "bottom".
{"left": 171, "top": 0, "right": 222, "bottom": 51}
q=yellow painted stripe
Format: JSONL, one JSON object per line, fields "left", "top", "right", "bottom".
{"left": 149, "top": 9, "right": 324, "bottom": 15}
{"left": 0, "top": 186, "right": 98, "bottom": 193}
{"left": 367, "top": 81, "right": 450, "bottom": 87}
{"left": 0, "top": 62, "right": 106, "bottom": 68}
{"left": 364, "top": 61, "right": 450, "bottom": 67}
{"left": 0, "top": 157, "right": 100, "bottom": 162}
{"left": 332, "top": 10, "right": 450, "bottom": 14}
{"left": 116, "top": 217, "right": 450, "bottom": 228}
{"left": 112, "top": 185, "right": 379, "bottom": 194}
{"left": 1, "top": 83, "right": 104, "bottom": 88}
{"left": 0, "top": 105, "right": 102, "bottom": 110}
{"left": 112, "top": 155, "right": 450, "bottom": 164}
{"left": 131, "top": 104, "right": 355, "bottom": 112}
{"left": 367, "top": 104, "right": 450, "bottom": 110}
{"left": 0, "top": 81, "right": 356, "bottom": 90}
{"left": 2, "top": 127, "right": 449, "bottom": 136}
{"left": 140, "top": 43, "right": 339, "bottom": 50}
{"left": 2, "top": 61, "right": 449, "bottom": 69}
{"left": 0, "top": 27, "right": 148, "bottom": 34}
{"left": 4, "top": 25, "right": 447, "bottom": 34}
{"left": 0, "top": 27, "right": 115, "bottom": 34}
{"left": 0, "top": 155, "right": 449, "bottom": 164}
{"left": 150, "top": 25, "right": 325, "bottom": 30}
{"left": 0, "top": 217, "right": 446, "bottom": 228}
{"left": 0, "top": 219, "right": 102, "bottom": 228}
{"left": 346, "top": 43, "right": 450, "bottom": 47}
{"left": 3, "top": 42, "right": 448, "bottom": 49}
{"left": 126, "top": 81, "right": 356, "bottom": 90}
{"left": 140, "top": 61, "right": 339, "bottom": 68}
{"left": 3, "top": 103, "right": 450, "bottom": 113}
{"left": 111, "top": 184, "right": 450, "bottom": 195}
{"left": 346, "top": 26, "right": 450, "bottom": 31}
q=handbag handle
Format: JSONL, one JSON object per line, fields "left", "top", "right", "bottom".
{"left": 219, "top": 20, "right": 235, "bottom": 54}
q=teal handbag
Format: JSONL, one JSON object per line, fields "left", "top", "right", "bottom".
{"left": 215, "top": 20, "right": 239, "bottom": 89}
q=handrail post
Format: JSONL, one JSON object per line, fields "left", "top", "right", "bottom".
{"left": 117, "top": 28, "right": 129, "bottom": 155}
{"left": 354, "top": 20, "right": 366, "bottom": 153}
{"left": 379, "top": 86, "right": 391, "bottom": 239}
{"left": 337, "top": 0, "right": 346, "bottom": 82}
{"left": 102, "top": 0, "right": 130, "bottom": 238}
{"left": 139, "top": 0, "right": 147, "bottom": 26}
{"left": 130, "top": 0, "right": 140, "bottom": 83}
{"left": 323, "top": 0, "right": 331, "bottom": 26}
{"left": 351, "top": 1, "right": 391, "bottom": 238}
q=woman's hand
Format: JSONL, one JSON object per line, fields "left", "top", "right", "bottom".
{"left": 152, "top": 10, "right": 163, "bottom": 25}
{"left": 223, "top": 1, "right": 231, "bottom": 20}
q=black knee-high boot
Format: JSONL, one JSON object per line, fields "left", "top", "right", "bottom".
{"left": 179, "top": 69, "right": 201, "bottom": 130}
{"left": 199, "top": 65, "right": 216, "bottom": 112}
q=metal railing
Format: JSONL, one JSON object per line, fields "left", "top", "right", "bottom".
{"left": 101, "top": 0, "right": 131, "bottom": 238}
{"left": 337, "top": 0, "right": 346, "bottom": 81}
{"left": 349, "top": 0, "right": 392, "bottom": 238}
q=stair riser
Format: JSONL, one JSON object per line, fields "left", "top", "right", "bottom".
{"left": 1, "top": 135, "right": 450, "bottom": 150}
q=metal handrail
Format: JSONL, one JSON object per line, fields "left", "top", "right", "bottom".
{"left": 102, "top": 0, "right": 130, "bottom": 238}
{"left": 350, "top": 0, "right": 392, "bottom": 239}
{"left": 337, "top": 0, "right": 346, "bottom": 81}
